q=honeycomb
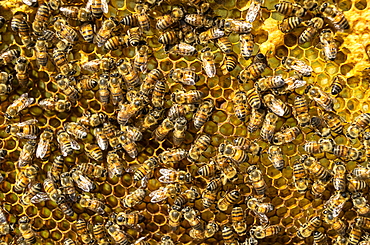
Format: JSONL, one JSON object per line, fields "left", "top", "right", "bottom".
{"left": 0, "top": 0, "right": 369, "bottom": 244}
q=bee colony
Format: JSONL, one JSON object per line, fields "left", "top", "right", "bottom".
{"left": 0, "top": 0, "right": 369, "bottom": 243}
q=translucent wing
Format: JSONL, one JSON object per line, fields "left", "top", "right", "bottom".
{"left": 70, "top": 138, "right": 80, "bottom": 150}
{"left": 85, "top": 0, "right": 93, "bottom": 10}
{"left": 287, "top": 79, "right": 306, "bottom": 91}
{"left": 31, "top": 192, "right": 50, "bottom": 204}
{"left": 96, "top": 134, "right": 108, "bottom": 150}
{"left": 17, "top": 119, "right": 38, "bottom": 126}
{"left": 252, "top": 210, "right": 269, "bottom": 224}
{"left": 246, "top": 1, "right": 261, "bottom": 23}
{"left": 0, "top": 207, "right": 7, "bottom": 224}
{"left": 158, "top": 168, "right": 176, "bottom": 183}
{"left": 36, "top": 139, "right": 49, "bottom": 159}
{"left": 76, "top": 175, "right": 95, "bottom": 192}
{"left": 149, "top": 187, "right": 168, "bottom": 203}
{"left": 269, "top": 101, "right": 285, "bottom": 117}
{"left": 101, "top": 0, "right": 109, "bottom": 13}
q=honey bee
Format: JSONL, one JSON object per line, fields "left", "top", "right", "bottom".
{"left": 305, "top": 85, "right": 334, "bottom": 112}
{"left": 201, "top": 48, "right": 216, "bottom": 78}
{"left": 320, "top": 2, "right": 349, "bottom": 31}
{"left": 160, "top": 235, "right": 175, "bottom": 245}
{"left": 159, "top": 168, "right": 192, "bottom": 184}
{"left": 140, "top": 69, "right": 163, "bottom": 96}
{"left": 92, "top": 223, "right": 107, "bottom": 242}
{"left": 233, "top": 90, "right": 248, "bottom": 121}
{"left": 173, "top": 117, "right": 187, "bottom": 147}
{"left": 106, "top": 150, "right": 125, "bottom": 179}
{"left": 18, "top": 216, "right": 36, "bottom": 244}
{"left": 56, "top": 75, "right": 80, "bottom": 103}
{"left": 133, "top": 45, "right": 149, "bottom": 73}
{"left": 188, "top": 134, "right": 211, "bottom": 163}
{"left": 205, "top": 222, "right": 219, "bottom": 238}
{"left": 353, "top": 195, "right": 370, "bottom": 216}
{"left": 311, "top": 179, "right": 329, "bottom": 197}
{"left": 58, "top": 197, "right": 75, "bottom": 217}
{"left": 115, "top": 211, "right": 144, "bottom": 231}
{"left": 151, "top": 79, "right": 167, "bottom": 108}
{"left": 173, "top": 187, "right": 200, "bottom": 208}
{"left": 117, "top": 60, "right": 141, "bottom": 88}
{"left": 202, "top": 189, "right": 217, "bottom": 209}
{"left": 14, "top": 164, "right": 39, "bottom": 192}
{"left": 119, "top": 135, "right": 138, "bottom": 158}
{"left": 277, "top": 73, "right": 306, "bottom": 93}
{"left": 263, "top": 94, "right": 290, "bottom": 117}
{"left": 168, "top": 103, "right": 196, "bottom": 119}
{"left": 221, "top": 225, "right": 237, "bottom": 244}
{"left": 168, "top": 205, "right": 182, "bottom": 231}
{"left": 172, "top": 90, "right": 203, "bottom": 104}
{"left": 304, "top": 141, "right": 323, "bottom": 154}
{"left": 6, "top": 119, "right": 39, "bottom": 139}
{"left": 279, "top": 17, "right": 303, "bottom": 33}
{"left": 54, "top": 18, "right": 79, "bottom": 43}
{"left": 347, "top": 113, "right": 370, "bottom": 139}
{"left": 57, "top": 130, "right": 80, "bottom": 157}
{"left": 198, "top": 161, "right": 218, "bottom": 178}
{"left": 97, "top": 74, "right": 110, "bottom": 106}
{"left": 122, "top": 188, "right": 146, "bottom": 208}
{"left": 352, "top": 164, "right": 370, "bottom": 180}
{"left": 170, "top": 67, "right": 199, "bottom": 86}
{"left": 159, "top": 148, "right": 187, "bottom": 166}
{"left": 4, "top": 93, "right": 34, "bottom": 119}
{"left": 153, "top": 117, "right": 174, "bottom": 142}
{"left": 199, "top": 27, "right": 225, "bottom": 43}
{"left": 250, "top": 225, "right": 281, "bottom": 239}
{"left": 64, "top": 238, "right": 76, "bottom": 245}
{"left": 64, "top": 122, "right": 88, "bottom": 140}
{"left": 221, "top": 52, "right": 238, "bottom": 73}
{"left": 247, "top": 165, "right": 267, "bottom": 196}
{"left": 246, "top": 0, "right": 263, "bottom": 23}
{"left": 149, "top": 184, "right": 180, "bottom": 203}
{"left": 260, "top": 112, "right": 278, "bottom": 142}
{"left": 158, "top": 30, "right": 179, "bottom": 45}
{"left": 324, "top": 191, "right": 350, "bottom": 219}
{"left": 219, "top": 143, "right": 248, "bottom": 164}
{"left": 299, "top": 17, "right": 324, "bottom": 44}
{"left": 293, "top": 95, "right": 310, "bottom": 127}
{"left": 43, "top": 178, "right": 63, "bottom": 204}
{"left": 184, "top": 13, "right": 214, "bottom": 28}
{"left": 255, "top": 75, "right": 285, "bottom": 92}
{"left": 77, "top": 162, "right": 106, "bottom": 179}
{"left": 167, "top": 42, "right": 196, "bottom": 56}
{"left": 331, "top": 75, "right": 345, "bottom": 95}
{"left": 71, "top": 169, "right": 96, "bottom": 192}
{"left": 272, "top": 126, "right": 300, "bottom": 145}
{"left": 322, "top": 210, "right": 346, "bottom": 235}
{"left": 311, "top": 116, "right": 331, "bottom": 137}
{"left": 313, "top": 231, "right": 328, "bottom": 244}
{"left": 59, "top": 172, "right": 77, "bottom": 202}
{"left": 275, "top": 1, "right": 306, "bottom": 17}
{"left": 319, "top": 28, "right": 337, "bottom": 61}
{"left": 231, "top": 207, "right": 247, "bottom": 236}
{"left": 127, "top": 27, "right": 142, "bottom": 46}
{"left": 18, "top": 139, "right": 37, "bottom": 167}
{"left": 35, "top": 39, "right": 48, "bottom": 67}
{"left": 86, "top": 0, "right": 109, "bottom": 19}
{"left": 268, "top": 145, "right": 285, "bottom": 171}
{"left": 132, "top": 156, "right": 158, "bottom": 184}
{"left": 105, "top": 35, "right": 129, "bottom": 50}
{"left": 36, "top": 128, "right": 53, "bottom": 160}
{"left": 333, "top": 145, "right": 362, "bottom": 161}
{"left": 75, "top": 219, "right": 94, "bottom": 244}
{"left": 347, "top": 225, "right": 362, "bottom": 245}
{"left": 248, "top": 196, "right": 274, "bottom": 218}
{"left": 347, "top": 174, "right": 367, "bottom": 192}
{"left": 216, "top": 36, "right": 232, "bottom": 54}
{"left": 96, "top": 19, "right": 117, "bottom": 47}
{"left": 80, "top": 194, "right": 105, "bottom": 214}
{"left": 78, "top": 111, "right": 105, "bottom": 128}
{"left": 282, "top": 56, "right": 313, "bottom": 77}
{"left": 20, "top": 182, "right": 43, "bottom": 205}
{"left": 0, "top": 49, "right": 20, "bottom": 65}
{"left": 193, "top": 99, "right": 214, "bottom": 130}
{"left": 156, "top": 7, "right": 183, "bottom": 30}
{"left": 182, "top": 206, "right": 204, "bottom": 232}
{"left": 0, "top": 72, "right": 13, "bottom": 95}
{"left": 84, "top": 143, "right": 103, "bottom": 161}
{"left": 239, "top": 62, "right": 267, "bottom": 82}
{"left": 302, "top": 155, "right": 330, "bottom": 181}
{"left": 60, "top": 6, "right": 92, "bottom": 22}
{"left": 223, "top": 19, "right": 252, "bottom": 34}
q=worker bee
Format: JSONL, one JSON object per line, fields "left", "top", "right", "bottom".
{"left": 264, "top": 94, "right": 290, "bottom": 117}
{"left": 202, "top": 188, "right": 217, "bottom": 209}
{"left": 279, "top": 17, "right": 303, "bottom": 33}
{"left": 205, "top": 222, "right": 219, "bottom": 238}
{"left": 240, "top": 33, "right": 254, "bottom": 59}
{"left": 268, "top": 145, "right": 285, "bottom": 171}
{"left": 333, "top": 145, "right": 362, "bottom": 161}
{"left": 14, "top": 167, "right": 36, "bottom": 192}
{"left": 115, "top": 211, "right": 144, "bottom": 231}
{"left": 303, "top": 141, "right": 323, "bottom": 154}
{"left": 173, "top": 187, "right": 200, "bottom": 208}
{"left": 6, "top": 119, "right": 40, "bottom": 139}
{"left": 305, "top": 85, "right": 334, "bottom": 112}
{"left": 104, "top": 35, "right": 129, "bottom": 50}
{"left": 233, "top": 137, "right": 261, "bottom": 155}
{"left": 43, "top": 178, "right": 63, "bottom": 204}
{"left": 172, "top": 117, "right": 187, "bottom": 147}
{"left": 201, "top": 48, "right": 216, "bottom": 78}
{"left": 160, "top": 235, "right": 175, "bottom": 245}
{"left": 80, "top": 194, "right": 105, "bottom": 214}
{"left": 231, "top": 207, "right": 247, "bottom": 236}
{"left": 71, "top": 169, "right": 96, "bottom": 192}
{"left": 319, "top": 28, "right": 337, "bottom": 61}
{"left": 347, "top": 174, "right": 367, "bottom": 192}
{"left": 188, "top": 134, "right": 211, "bottom": 163}
{"left": 312, "top": 231, "right": 328, "bottom": 244}
{"left": 192, "top": 99, "right": 213, "bottom": 130}
{"left": 0, "top": 72, "right": 13, "bottom": 95}
{"left": 150, "top": 79, "right": 167, "bottom": 108}
{"left": 156, "top": 7, "right": 183, "bottom": 30}
{"left": 302, "top": 155, "right": 330, "bottom": 180}
{"left": 106, "top": 150, "right": 124, "bottom": 179}
{"left": 119, "top": 135, "right": 138, "bottom": 158}
{"left": 293, "top": 95, "right": 310, "bottom": 127}
{"left": 311, "top": 116, "right": 331, "bottom": 137}
{"left": 353, "top": 194, "right": 370, "bottom": 216}
{"left": 260, "top": 112, "right": 278, "bottom": 142}
{"left": 221, "top": 225, "right": 237, "bottom": 244}
{"left": 170, "top": 67, "right": 199, "bottom": 86}
{"left": 320, "top": 110, "right": 343, "bottom": 134}
{"left": 239, "top": 61, "right": 267, "bottom": 82}
{"left": 233, "top": 90, "right": 248, "bottom": 121}
{"left": 216, "top": 36, "right": 232, "bottom": 54}
{"left": 131, "top": 156, "right": 158, "bottom": 184}
{"left": 18, "top": 216, "right": 36, "bottom": 244}
{"left": 299, "top": 17, "right": 324, "bottom": 44}
{"left": 282, "top": 56, "right": 313, "bottom": 77}
{"left": 347, "top": 225, "right": 362, "bottom": 245}
{"left": 153, "top": 117, "right": 174, "bottom": 142}
{"left": 197, "top": 161, "right": 218, "bottom": 178}
{"left": 159, "top": 168, "right": 192, "bottom": 184}
{"left": 219, "top": 143, "right": 248, "bottom": 164}
{"left": 323, "top": 191, "right": 350, "bottom": 219}
{"left": 140, "top": 69, "right": 163, "bottom": 96}
{"left": 20, "top": 182, "right": 43, "bottom": 205}
{"left": 4, "top": 93, "right": 34, "bottom": 119}
{"left": 64, "top": 122, "right": 88, "bottom": 140}
{"left": 54, "top": 18, "right": 79, "bottom": 43}
{"left": 331, "top": 75, "right": 345, "bottom": 95}
{"left": 86, "top": 0, "right": 109, "bottom": 19}
{"left": 60, "top": 172, "right": 77, "bottom": 202}
{"left": 133, "top": 45, "right": 149, "bottom": 73}
{"left": 18, "top": 139, "right": 36, "bottom": 167}
{"left": 96, "top": 18, "right": 118, "bottom": 47}
{"left": 311, "top": 179, "right": 329, "bottom": 197}
{"left": 127, "top": 27, "right": 142, "bottom": 46}
{"left": 122, "top": 188, "right": 146, "bottom": 208}
{"left": 184, "top": 13, "right": 214, "bottom": 28}
{"left": 84, "top": 143, "right": 104, "bottom": 162}
{"left": 149, "top": 184, "right": 180, "bottom": 203}
{"left": 35, "top": 39, "right": 48, "bottom": 67}
{"left": 75, "top": 219, "right": 94, "bottom": 244}
{"left": 172, "top": 90, "right": 203, "bottom": 104}
{"left": 158, "top": 30, "right": 179, "bottom": 45}
{"left": 320, "top": 2, "right": 349, "bottom": 31}
{"left": 352, "top": 164, "right": 370, "bottom": 180}
{"left": 182, "top": 206, "right": 204, "bottom": 232}
{"left": 278, "top": 73, "right": 306, "bottom": 93}
{"left": 57, "top": 130, "right": 80, "bottom": 156}
{"left": 275, "top": 1, "right": 306, "bottom": 17}
{"left": 0, "top": 49, "right": 20, "bottom": 65}
{"left": 199, "top": 27, "right": 225, "bottom": 43}
{"left": 247, "top": 165, "right": 267, "bottom": 196}
{"left": 250, "top": 225, "right": 281, "bottom": 239}
{"left": 221, "top": 52, "right": 238, "bottom": 73}
{"left": 223, "top": 18, "right": 252, "bottom": 34}
{"left": 117, "top": 60, "right": 141, "bottom": 88}
{"left": 245, "top": 0, "right": 264, "bottom": 23}
{"left": 78, "top": 111, "right": 105, "bottom": 128}
{"left": 255, "top": 75, "right": 285, "bottom": 92}
{"left": 347, "top": 113, "right": 370, "bottom": 139}
{"left": 48, "top": 155, "right": 64, "bottom": 181}
{"left": 272, "top": 126, "right": 300, "bottom": 145}
{"left": 64, "top": 238, "right": 77, "bottom": 245}
{"left": 168, "top": 103, "right": 196, "bottom": 119}
{"left": 77, "top": 162, "right": 106, "bottom": 179}
{"left": 60, "top": 6, "right": 92, "bottom": 22}
{"left": 56, "top": 75, "right": 80, "bottom": 103}
{"left": 36, "top": 128, "right": 53, "bottom": 160}
{"left": 247, "top": 196, "right": 274, "bottom": 224}
{"left": 167, "top": 42, "right": 196, "bottom": 56}
{"left": 159, "top": 148, "right": 187, "bottom": 167}
{"left": 92, "top": 223, "right": 107, "bottom": 242}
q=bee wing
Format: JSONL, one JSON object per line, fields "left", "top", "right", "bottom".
{"left": 71, "top": 138, "right": 80, "bottom": 150}
{"left": 252, "top": 210, "right": 269, "bottom": 225}
{"left": 76, "top": 175, "right": 94, "bottom": 192}
{"left": 96, "top": 135, "right": 108, "bottom": 150}
{"left": 18, "top": 119, "right": 38, "bottom": 126}
{"left": 36, "top": 139, "right": 49, "bottom": 159}
{"left": 149, "top": 187, "right": 168, "bottom": 203}
{"left": 31, "top": 192, "right": 50, "bottom": 204}
{"left": 158, "top": 168, "right": 176, "bottom": 183}
{"left": 0, "top": 208, "right": 7, "bottom": 224}
{"left": 101, "top": 0, "right": 109, "bottom": 13}
{"left": 287, "top": 79, "right": 306, "bottom": 91}
{"left": 85, "top": 0, "right": 92, "bottom": 10}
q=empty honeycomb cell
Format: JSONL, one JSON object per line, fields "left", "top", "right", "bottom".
{"left": 146, "top": 222, "right": 159, "bottom": 233}
{"left": 347, "top": 98, "right": 359, "bottom": 111}
{"left": 51, "top": 230, "right": 62, "bottom": 241}
{"left": 33, "top": 216, "right": 45, "bottom": 230}
{"left": 340, "top": 63, "right": 354, "bottom": 75}
{"left": 275, "top": 45, "right": 289, "bottom": 59}
{"left": 219, "top": 123, "right": 234, "bottom": 136}
{"left": 325, "top": 63, "right": 339, "bottom": 75}
{"left": 311, "top": 60, "right": 324, "bottom": 73}
{"left": 255, "top": 31, "right": 269, "bottom": 44}
{"left": 58, "top": 220, "right": 70, "bottom": 232}
{"left": 40, "top": 230, "right": 50, "bottom": 240}
{"left": 212, "top": 111, "right": 228, "bottom": 124}
{"left": 284, "top": 34, "right": 297, "bottom": 48}
{"left": 290, "top": 47, "right": 304, "bottom": 59}
{"left": 340, "top": 87, "right": 353, "bottom": 99}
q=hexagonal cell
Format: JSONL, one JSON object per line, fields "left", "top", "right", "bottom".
{"left": 284, "top": 34, "right": 298, "bottom": 48}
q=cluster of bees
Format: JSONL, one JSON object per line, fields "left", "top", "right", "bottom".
{"left": 0, "top": 0, "right": 368, "bottom": 244}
